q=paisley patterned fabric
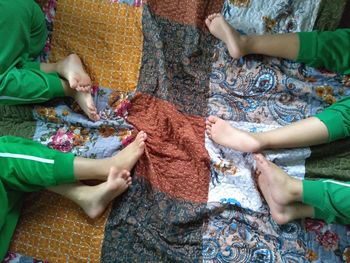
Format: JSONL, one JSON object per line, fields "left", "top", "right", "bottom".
{"left": 6, "top": 0, "right": 350, "bottom": 262}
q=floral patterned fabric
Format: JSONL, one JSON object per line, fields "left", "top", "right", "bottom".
{"left": 33, "top": 87, "right": 134, "bottom": 158}
{"left": 6, "top": 0, "right": 350, "bottom": 262}
{"left": 204, "top": 2, "right": 350, "bottom": 262}
{"left": 3, "top": 252, "right": 48, "bottom": 263}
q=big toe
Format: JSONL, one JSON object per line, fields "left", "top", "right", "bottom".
{"left": 208, "top": 115, "right": 219, "bottom": 123}
{"left": 254, "top": 154, "right": 269, "bottom": 171}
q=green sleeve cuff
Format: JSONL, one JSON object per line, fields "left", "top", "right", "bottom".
{"left": 303, "top": 180, "right": 336, "bottom": 223}
{"left": 296, "top": 31, "right": 318, "bottom": 66}
{"left": 45, "top": 72, "right": 65, "bottom": 98}
{"left": 22, "top": 61, "right": 41, "bottom": 70}
{"left": 302, "top": 179, "right": 324, "bottom": 207}
{"left": 315, "top": 97, "right": 350, "bottom": 142}
{"left": 53, "top": 152, "right": 75, "bottom": 184}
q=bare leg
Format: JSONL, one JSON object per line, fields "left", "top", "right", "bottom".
{"left": 49, "top": 168, "right": 132, "bottom": 219}
{"left": 47, "top": 131, "right": 147, "bottom": 219}
{"left": 73, "top": 131, "right": 147, "bottom": 181}
{"left": 206, "top": 116, "right": 329, "bottom": 152}
{"left": 254, "top": 153, "right": 314, "bottom": 224}
{"left": 61, "top": 78, "right": 100, "bottom": 121}
{"left": 205, "top": 13, "right": 299, "bottom": 60}
{"left": 40, "top": 54, "right": 91, "bottom": 92}
{"left": 41, "top": 54, "right": 100, "bottom": 121}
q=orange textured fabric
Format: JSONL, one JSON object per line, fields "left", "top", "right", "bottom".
{"left": 145, "top": 0, "right": 223, "bottom": 29}
{"left": 128, "top": 93, "right": 211, "bottom": 203}
{"left": 50, "top": 0, "right": 143, "bottom": 91}
{"left": 10, "top": 191, "right": 109, "bottom": 262}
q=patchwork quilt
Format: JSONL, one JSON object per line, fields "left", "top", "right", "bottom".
{"left": 2, "top": 0, "right": 350, "bottom": 262}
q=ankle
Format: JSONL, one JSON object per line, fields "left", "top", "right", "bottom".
{"left": 62, "top": 79, "right": 75, "bottom": 97}
{"left": 252, "top": 133, "right": 265, "bottom": 152}
{"left": 272, "top": 208, "right": 293, "bottom": 225}
{"left": 239, "top": 35, "right": 250, "bottom": 56}
{"left": 288, "top": 178, "right": 303, "bottom": 202}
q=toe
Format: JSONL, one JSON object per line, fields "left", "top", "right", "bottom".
{"left": 70, "top": 79, "right": 78, "bottom": 89}
{"left": 205, "top": 18, "right": 211, "bottom": 27}
{"left": 208, "top": 115, "right": 218, "bottom": 123}
{"left": 208, "top": 14, "right": 216, "bottom": 21}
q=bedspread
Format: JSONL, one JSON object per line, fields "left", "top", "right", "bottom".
{"left": 3, "top": 0, "right": 350, "bottom": 262}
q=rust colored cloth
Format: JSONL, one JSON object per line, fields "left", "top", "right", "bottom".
{"left": 128, "top": 93, "right": 210, "bottom": 203}
{"left": 10, "top": 191, "right": 109, "bottom": 262}
{"left": 50, "top": 0, "right": 143, "bottom": 91}
{"left": 145, "top": 0, "right": 224, "bottom": 29}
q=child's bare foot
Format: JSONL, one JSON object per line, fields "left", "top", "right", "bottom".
{"left": 254, "top": 153, "right": 312, "bottom": 224}
{"left": 73, "top": 90, "right": 100, "bottom": 121}
{"left": 111, "top": 131, "right": 147, "bottom": 171}
{"left": 79, "top": 168, "right": 132, "bottom": 219}
{"left": 206, "top": 116, "right": 261, "bottom": 152}
{"left": 205, "top": 13, "right": 246, "bottom": 59}
{"left": 57, "top": 54, "right": 91, "bottom": 92}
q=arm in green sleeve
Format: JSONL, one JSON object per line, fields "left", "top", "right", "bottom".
{"left": 297, "top": 29, "right": 350, "bottom": 74}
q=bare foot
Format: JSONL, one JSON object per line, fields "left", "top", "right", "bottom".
{"left": 205, "top": 13, "right": 246, "bottom": 59}
{"left": 57, "top": 54, "right": 91, "bottom": 92}
{"left": 79, "top": 168, "right": 132, "bottom": 219}
{"left": 206, "top": 116, "right": 261, "bottom": 152}
{"left": 73, "top": 90, "right": 100, "bottom": 121}
{"left": 254, "top": 153, "right": 312, "bottom": 224}
{"left": 110, "top": 131, "right": 147, "bottom": 171}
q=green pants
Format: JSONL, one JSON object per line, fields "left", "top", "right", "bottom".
{"left": 0, "top": 136, "right": 75, "bottom": 260}
{"left": 303, "top": 179, "right": 350, "bottom": 224}
{"left": 297, "top": 29, "right": 350, "bottom": 143}
{"left": 0, "top": 0, "right": 64, "bottom": 105}
{"left": 297, "top": 29, "right": 350, "bottom": 224}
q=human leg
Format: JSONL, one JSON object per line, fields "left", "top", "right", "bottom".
{"left": 0, "top": 131, "right": 146, "bottom": 210}
{"left": 205, "top": 13, "right": 299, "bottom": 60}
{"left": 72, "top": 130, "right": 147, "bottom": 180}
{"left": 42, "top": 130, "right": 147, "bottom": 218}
{"left": 48, "top": 167, "right": 132, "bottom": 219}
{"left": 0, "top": 1, "right": 98, "bottom": 120}
{"left": 254, "top": 154, "right": 314, "bottom": 224}
{"left": 0, "top": 131, "right": 146, "bottom": 188}
{"left": 60, "top": 77, "right": 99, "bottom": 121}
{"left": 206, "top": 14, "right": 350, "bottom": 74}
{"left": 0, "top": 132, "right": 147, "bottom": 258}
{"left": 303, "top": 179, "right": 350, "bottom": 225}
{"left": 0, "top": 65, "right": 100, "bottom": 121}
{"left": 206, "top": 116, "right": 328, "bottom": 152}
{"left": 40, "top": 54, "right": 92, "bottom": 92}
{"left": 206, "top": 94, "right": 350, "bottom": 152}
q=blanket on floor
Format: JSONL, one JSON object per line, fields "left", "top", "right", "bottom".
{"left": 3, "top": 0, "right": 350, "bottom": 262}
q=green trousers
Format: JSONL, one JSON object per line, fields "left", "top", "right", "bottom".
{"left": 297, "top": 29, "right": 350, "bottom": 224}
{"left": 0, "top": 0, "right": 64, "bottom": 105}
{"left": 297, "top": 29, "right": 350, "bottom": 143}
{"left": 0, "top": 136, "right": 75, "bottom": 260}
{"left": 303, "top": 179, "right": 350, "bottom": 224}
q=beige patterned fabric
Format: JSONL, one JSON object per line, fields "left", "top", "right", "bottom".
{"left": 10, "top": 191, "right": 109, "bottom": 262}
{"left": 9, "top": 2, "right": 144, "bottom": 260}
{"left": 50, "top": 0, "right": 143, "bottom": 91}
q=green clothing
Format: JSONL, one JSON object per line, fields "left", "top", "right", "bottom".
{"left": 316, "top": 97, "right": 350, "bottom": 142}
{"left": 297, "top": 29, "right": 350, "bottom": 143}
{"left": 303, "top": 179, "right": 350, "bottom": 224}
{"left": 0, "top": 0, "right": 64, "bottom": 105}
{"left": 0, "top": 136, "right": 75, "bottom": 260}
{"left": 297, "top": 29, "right": 350, "bottom": 75}
{"left": 297, "top": 29, "right": 350, "bottom": 224}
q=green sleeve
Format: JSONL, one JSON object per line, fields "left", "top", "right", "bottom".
{"left": 0, "top": 0, "right": 47, "bottom": 74}
{"left": 296, "top": 29, "right": 350, "bottom": 74}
